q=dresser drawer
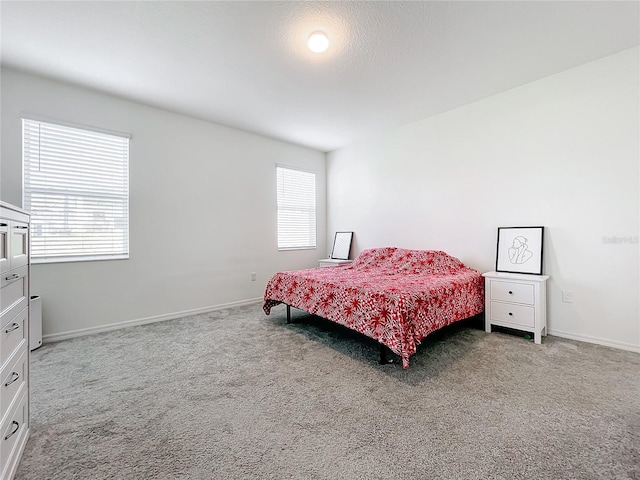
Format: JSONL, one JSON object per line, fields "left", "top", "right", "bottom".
{"left": 0, "top": 265, "right": 28, "bottom": 325}
{"left": 1, "top": 348, "right": 27, "bottom": 422}
{"left": 0, "top": 223, "right": 8, "bottom": 275}
{"left": 489, "top": 280, "right": 534, "bottom": 305}
{"left": 490, "top": 301, "right": 535, "bottom": 328}
{"left": 8, "top": 222, "right": 29, "bottom": 271}
{"left": 0, "top": 389, "right": 28, "bottom": 480}
{"left": 1, "top": 307, "right": 28, "bottom": 368}
{"left": 0, "top": 220, "right": 29, "bottom": 275}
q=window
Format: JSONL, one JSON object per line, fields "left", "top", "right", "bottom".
{"left": 22, "top": 119, "right": 130, "bottom": 263}
{"left": 276, "top": 165, "right": 316, "bottom": 250}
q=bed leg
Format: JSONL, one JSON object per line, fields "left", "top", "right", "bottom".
{"left": 379, "top": 344, "right": 395, "bottom": 364}
{"left": 379, "top": 344, "right": 387, "bottom": 364}
{"left": 286, "top": 305, "right": 291, "bottom": 324}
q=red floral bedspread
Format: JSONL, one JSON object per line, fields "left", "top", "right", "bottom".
{"left": 263, "top": 248, "right": 484, "bottom": 368}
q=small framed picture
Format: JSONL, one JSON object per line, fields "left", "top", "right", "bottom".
{"left": 496, "top": 226, "right": 544, "bottom": 275}
{"left": 330, "top": 231, "right": 353, "bottom": 260}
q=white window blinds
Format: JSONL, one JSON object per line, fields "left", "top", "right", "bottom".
{"left": 277, "top": 166, "right": 316, "bottom": 250}
{"left": 22, "top": 119, "right": 130, "bottom": 263}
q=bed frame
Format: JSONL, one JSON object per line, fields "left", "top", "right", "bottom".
{"left": 285, "top": 303, "right": 393, "bottom": 364}
{"left": 264, "top": 248, "right": 485, "bottom": 368}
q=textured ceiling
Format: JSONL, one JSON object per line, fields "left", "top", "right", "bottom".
{"left": 1, "top": 1, "right": 639, "bottom": 152}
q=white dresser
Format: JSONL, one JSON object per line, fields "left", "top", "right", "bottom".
{"left": 0, "top": 202, "right": 30, "bottom": 480}
{"left": 483, "top": 271, "right": 549, "bottom": 344}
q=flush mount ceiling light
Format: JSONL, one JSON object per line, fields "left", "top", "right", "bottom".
{"left": 307, "top": 31, "right": 329, "bottom": 53}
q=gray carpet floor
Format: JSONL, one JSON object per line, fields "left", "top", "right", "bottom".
{"left": 15, "top": 303, "right": 640, "bottom": 480}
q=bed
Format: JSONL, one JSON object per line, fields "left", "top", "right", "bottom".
{"left": 263, "top": 247, "right": 485, "bottom": 368}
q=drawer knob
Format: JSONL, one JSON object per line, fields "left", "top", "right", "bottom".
{"left": 508, "top": 312, "right": 513, "bottom": 316}
{"left": 508, "top": 291, "right": 513, "bottom": 294}
{"left": 4, "top": 421, "right": 19, "bottom": 441}
{"left": 5, "top": 322, "right": 20, "bottom": 334}
{"left": 4, "top": 371, "right": 20, "bottom": 387}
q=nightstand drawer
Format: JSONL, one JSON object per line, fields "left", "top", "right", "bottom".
{"left": 490, "top": 301, "right": 535, "bottom": 328}
{"left": 490, "top": 280, "right": 534, "bottom": 305}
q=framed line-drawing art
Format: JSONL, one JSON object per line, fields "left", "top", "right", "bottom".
{"left": 330, "top": 231, "right": 353, "bottom": 260}
{"left": 496, "top": 226, "right": 544, "bottom": 275}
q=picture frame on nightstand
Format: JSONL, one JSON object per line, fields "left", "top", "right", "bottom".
{"left": 496, "top": 226, "right": 544, "bottom": 275}
{"left": 330, "top": 231, "right": 353, "bottom": 260}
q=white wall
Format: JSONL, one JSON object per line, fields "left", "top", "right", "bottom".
{"left": 327, "top": 47, "right": 640, "bottom": 351}
{"left": 1, "top": 68, "right": 326, "bottom": 339}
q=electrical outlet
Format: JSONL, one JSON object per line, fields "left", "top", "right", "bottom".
{"left": 250, "top": 272, "right": 257, "bottom": 282}
{"left": 562, "top": 290, "right": 573, "bottom": 303}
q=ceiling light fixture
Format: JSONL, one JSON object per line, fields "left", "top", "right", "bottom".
{"left": 308, "top": 31, "right": 329, "bottom": 53}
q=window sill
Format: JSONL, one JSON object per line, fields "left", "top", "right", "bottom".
{"left": 32, "top": 254, "right": 129, "bottom": 265}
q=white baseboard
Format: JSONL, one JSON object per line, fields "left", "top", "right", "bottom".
{"left": 42, "top": 297, "right": 263, "bottom": 344}
{"left": 41, "top": 303, "right": 640, "bottom": 355}
{"left": 548, "top": 329, "right": 640, "bottom": 353}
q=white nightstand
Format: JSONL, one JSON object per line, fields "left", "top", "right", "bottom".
{"left": 318, "top": 259, "right": 353, "bottom": 267}
{"left": 483, "top": 271, "right": 549, "bottom": 344}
